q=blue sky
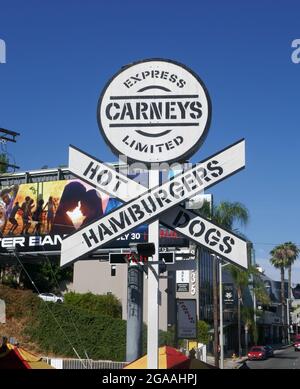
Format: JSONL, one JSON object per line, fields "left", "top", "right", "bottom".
{"left": 0, "top": 0, "right": 300, "bottom": 282}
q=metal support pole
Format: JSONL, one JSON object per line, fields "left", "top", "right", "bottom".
{"left": 287, "top": 298, "right": 290, "bottom": 344}
{"left": 147, "top": 168, "right": 159, "bottom": 369}
{"left": 219, "top": 260, "right": 224, "bottom": 369}
{"left": 126, "top": 264, "right": 143, "bottom": 362}
{"left": 212, "top": 255, "right": 219, "bottom": 368}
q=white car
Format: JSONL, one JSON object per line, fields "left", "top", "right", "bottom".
{"left": 38, "top": 293, "right": 64, "bottom": 303}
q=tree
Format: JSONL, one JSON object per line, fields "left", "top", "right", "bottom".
{"left": 269, "top": 243, "right": 297, "bottom": 343}
{"left": 197, "top": 320, "right": 210, "bottom": 344}
{"left": 282, "top": 242, "right": 299, "bottom": 300}
{"left": 241, "top": 306, "right": 260, "bottom": 352}
{"left": 199, "top": 200, "right": 249, "bottom": 363}
{"left": 21, "top": 259, "right": 73, "bottom": 293}
{"left": 228, "top": 264, "right": 249, "bottom": 357}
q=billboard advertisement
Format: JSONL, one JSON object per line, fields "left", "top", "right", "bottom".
{"left": 0, "top": 176, "right": 188, "bottom": 254}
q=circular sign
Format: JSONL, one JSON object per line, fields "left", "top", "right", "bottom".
{"left": 97, "top": 59, "right": 211, "bottom": 164}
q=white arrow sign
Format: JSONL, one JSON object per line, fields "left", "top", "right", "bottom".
{"left": 61, "top": 140, "right": 246, "bottom": 267}
{"left": 68, "top": 142, "right": 248, "bottom": 268}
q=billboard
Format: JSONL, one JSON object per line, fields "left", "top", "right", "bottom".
{"left": 0, "top": 177, "right": 188, "bottom": 254}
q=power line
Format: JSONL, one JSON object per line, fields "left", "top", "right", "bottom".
{"left": 39, "top": 248, "right": 92, "bottom": 368}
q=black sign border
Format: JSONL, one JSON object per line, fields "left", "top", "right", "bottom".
{"left": 97, "top": 58, "right": 212, "bottom": 165}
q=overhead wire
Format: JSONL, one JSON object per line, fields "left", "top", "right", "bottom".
{"left": 39, "top": 246, "right": 93, "bottom": 368}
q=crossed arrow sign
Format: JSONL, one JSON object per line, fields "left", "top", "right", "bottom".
{"left": 60, "top": 139, "right": 248, "bottom": 269}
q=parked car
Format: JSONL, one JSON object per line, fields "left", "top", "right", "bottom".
{"left": 293, "top": 334, "right": 300, "bottom": 343}
{"left": 264, "top": 345, "right": 274, "bottom": 357}
{"left": 38, "top": 293, "right": 64, "bottom": 303}
{"left": 294, "top": 341, "right": 300, "bottom": 351}
{"left": 247, "top": 346, "right": 267, "bottom": 360}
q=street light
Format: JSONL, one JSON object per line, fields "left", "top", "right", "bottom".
{"left": 287, "top": 298, "right": 291, "bottom": 344}
{"left": 219, "top": 260, "right": 230, "bottom": 369}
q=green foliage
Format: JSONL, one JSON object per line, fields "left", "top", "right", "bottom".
{"left": 1, "top": 284, "right": 181, "bottom": 361}
{"left": 198, "top": 200, "right": 249, "bottom": 231}
{"left": 269, "top": 242, "right": 299, "bottom": 270}
{"left": 21, "top": 259, "right": 73, "bottom": 293}
{"left": 64, "top": 292, "right": 122, "bottom": 319}
{"left": 24, "top": 302, "right": 127, "bottom": 361}
{"left": 197, "top": 320, "right": 210, "bottom": 344}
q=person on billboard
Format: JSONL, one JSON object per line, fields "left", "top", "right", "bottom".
{"left": 51, "top": 181, "right": 86, "bottom": 235}
{"left": 43, "top": 196, "right": 56, "bottom": 232}
{"left": 80, "top": 189, "right": 103, "bottom": 227}
{"left": 32, "top": 199, "right": 45, "bottom": 234}
{"left": 21, "top": 196, "right": 34, "bottom": 235}
{"left": 8, "top": 201, "right": 20, "bottom": 235}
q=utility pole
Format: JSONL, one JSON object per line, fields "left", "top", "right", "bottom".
{"left": 212, "top": 254, "right": 219, "bottom": 368}
{"left": 219, "top": 260, "right": 229, "bottom": 369}
{"left": 219, "top": 260, "right": 224, "bottom": 369}
{"left": 287, "top": 298, "right": 291, "bottom": 344}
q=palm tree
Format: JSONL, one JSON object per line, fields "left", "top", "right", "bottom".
{"left": 228, "top": 264, "right": 249, "bottom": 357}
{"left": 283, "top": 242, "right": 299, "bottom": 300}
{"left": 199, "top": 201, "right": 249, "bottom": 363}
{"left": 229, "top": 264, "right": 270, "bottom": 354}
{"left": 269, "top": 242, "right": 299, "bottom": 343}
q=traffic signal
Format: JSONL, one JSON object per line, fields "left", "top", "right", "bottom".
{"left": 136, "top": 243, "right": 155, "bottom": 257}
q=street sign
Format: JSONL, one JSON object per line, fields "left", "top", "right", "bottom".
{"left": 97, "top": 59, "right": 211, "bottom": 164}
{"left": 176, "top": 270, "right": 190, "bottom": 292}
{"left": 61, "top": 140, "right": 245, "bottom": 267}
{"left": 223, "top": 283, "right": 235, "bottom": 307}
{"left": 161, "top": 207, "right": 248, "bottom": 269}
{"left": 67, "top": 141, "right": 247, "bottom": 268}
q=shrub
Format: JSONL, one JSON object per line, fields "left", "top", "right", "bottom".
{"left": 64, "top": 292, "right": 122, "bottom": 319}
{"left": 25, "top": 303, "right": 126, "bottom": 361}
{"left": 197, "top": 320, "right": 210, "bottom": 344}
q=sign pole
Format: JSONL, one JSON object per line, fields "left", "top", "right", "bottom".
{"left": 126, "top": 262, "right": 143, "bottom": 362}
{"left": 219, "top": 259, "right": 224, "bottom": 369}
{"left": 147, "top": 167, "right": 160, "bottom": 369}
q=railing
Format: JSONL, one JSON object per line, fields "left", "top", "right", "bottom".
{"left": 43, "top": 357, "right": 127, "bottom": 369}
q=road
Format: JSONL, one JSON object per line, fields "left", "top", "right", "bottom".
{"left": 246, "top": 346, "right": 300, "bottom": 369}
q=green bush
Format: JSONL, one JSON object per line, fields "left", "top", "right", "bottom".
{"left": 25, "top": 298, "right": 178, "bottom": 361}
{"left": 197, "top": 320, "right": 210, "bottom": 344}
{"left": 64, "top": 292, "right": 122, "bottom": 319}
{"left": 25, "top": 303, "right": 126, "bottom": 361}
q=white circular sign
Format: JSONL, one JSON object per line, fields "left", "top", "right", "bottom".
{"left": 97, "top": 59, "right": 211, "bottom": 164}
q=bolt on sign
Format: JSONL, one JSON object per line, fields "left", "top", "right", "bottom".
{"left": 60, "top": 59, "right": 248, "bottom": 269}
